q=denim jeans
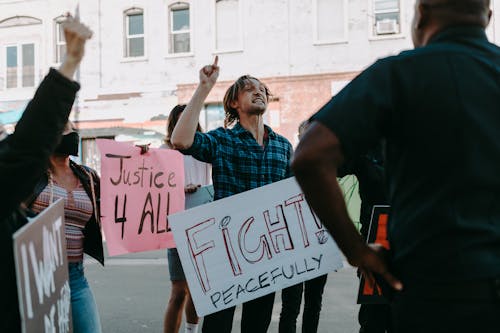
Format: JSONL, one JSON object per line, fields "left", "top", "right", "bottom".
{"left": 68, "top": 262, "right": 102, "bottom": 333}
{"left": 279, "top": 274, "right": 328, "bottom": 333}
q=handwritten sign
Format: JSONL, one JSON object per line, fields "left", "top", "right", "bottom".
{"left": 13, "top": 199, "right": 72, "bottom": 333}
{"left": 169, "top": 177, "right": 343, "bottom": 316}
{"left": 357, "top": 205, "right": 391, "bottom": 304}
{"left": 97, "top": 139, "right": 185, "bottom": 255}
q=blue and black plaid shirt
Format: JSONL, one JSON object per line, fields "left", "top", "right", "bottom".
{"left": 181, "top": 123, "right": 293, "bottom": 200}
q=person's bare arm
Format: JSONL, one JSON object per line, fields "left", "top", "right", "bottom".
{"left": 292, "top": 121, "right": 402, "bottom": 290}
{"left": 171, "top": 56, "right": 219, "bottom": 150}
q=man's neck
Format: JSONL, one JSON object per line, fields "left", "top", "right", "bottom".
{"left": 239, "top": 114, "right": 265, "bottom": 146}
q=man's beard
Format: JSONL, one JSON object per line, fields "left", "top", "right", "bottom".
{"left": 247, "top": 104, "right": 266, "bottom": 115}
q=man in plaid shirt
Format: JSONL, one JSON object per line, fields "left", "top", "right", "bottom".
{"left": 171, "top": 56, "right": 293, "bottom": 333}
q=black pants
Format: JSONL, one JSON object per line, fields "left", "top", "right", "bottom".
{"left": 358, "top": 304, "right": 393, "bottom": 333}
{"left": 279, "top": 275, "right": 328, "bottom": 333}
{"left": 202, "top": 293, "right": 275, "bottom": 333}
{"left": 392, "top": 278, "right": 500, "bottom": 333}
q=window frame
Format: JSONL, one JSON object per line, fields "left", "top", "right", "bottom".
{"left": 212, "top": 0, "right": 244, "bottom": 54}
{"left": 368, "top": 0, "right": 406, "bottom": 40}
{"left": 312, "top": 0, "right": 349, "bottom": 45}
{"left": 123, "top": 7, "right": 146, "bottom": 59}
{"left": 167, "top": 2, "right": 193, "bottom": 56}
{"left": 54, "top": 16, "right": 66, "bottom": 64}
{"left": 4, "top": 42, "right": 38, "bottom": 90}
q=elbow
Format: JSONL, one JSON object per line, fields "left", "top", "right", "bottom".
{"left": 170, "top": 136, "right": 191, "bottom": 150}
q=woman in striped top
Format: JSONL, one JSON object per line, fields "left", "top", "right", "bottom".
{"left": 28, "top": 122, "right": 103, "bottom": 333}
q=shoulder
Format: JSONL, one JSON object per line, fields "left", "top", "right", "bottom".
{"left": 270, "top": 131, "right": 293, "bottom": 152}
{"left": 204, "top": 126, "right": 238, "bottom": 144}
{"left": 71, "top": 161, "right": 99, "bottom": 181}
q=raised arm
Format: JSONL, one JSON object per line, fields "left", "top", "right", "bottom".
{"left": 0, "top": 13, "right": 92, "bottom": 218}
{"left": 58, "top": 12, "right": 93, "bottom": 80}
{"left": 171, "top": 56, "right": 219, "bottom": 150}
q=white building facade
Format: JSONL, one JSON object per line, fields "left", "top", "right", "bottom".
{"left": 0, "top": 0, "right": 498, "bottom": 165}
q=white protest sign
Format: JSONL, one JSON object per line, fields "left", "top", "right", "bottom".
{"left": 170, "top": 177, "right": 343, "bottom": 316}
{"left": 13, "top": 199, "right": 72, "bottom": 333}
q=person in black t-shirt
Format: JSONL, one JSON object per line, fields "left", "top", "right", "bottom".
{"left": 292, "top": 0, "right": 499, "bottom": 332}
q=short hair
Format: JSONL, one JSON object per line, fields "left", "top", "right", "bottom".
{"left": 165, "top": 104, "right": 202, "bottom": 147}
{"left": 422, "top": 0, "right": 490, "bottom": 19}
{"left": 222, "top": 75, "right": 271, "bottom": 128}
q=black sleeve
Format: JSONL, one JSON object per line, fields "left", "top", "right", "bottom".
{"left": 337, "top": 156, "right": 359, "bottom": 178}
{"left": 0, "top": 68, "right": 79, "bottom": 219}
{"left": 312, "top": 58, "right": 394, "bottom": 161}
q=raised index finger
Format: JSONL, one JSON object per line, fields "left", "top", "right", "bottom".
{"left": 212, "top": 55, "right": 219, "bottom": 67}
{"left": 74, "top": 4, "right": 80, "bottom": 21}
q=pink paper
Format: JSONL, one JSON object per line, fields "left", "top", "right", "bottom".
{"left": 97, "top": 139, "right": 185, "bottom": 256}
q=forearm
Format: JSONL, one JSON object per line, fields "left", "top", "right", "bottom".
{"left": 295, "top": 163, "right": 367, "bottom": 266}
{"left": 57, "top": 55, "right": 80, "bottom": 81}
{"left": 292, "top": 122, "right": 368, "bottom": 266}
{"left": 171, "top": 84, "right": 211, "bottom": 149}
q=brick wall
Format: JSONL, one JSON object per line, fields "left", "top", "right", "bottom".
{"left": 177, "top": 71, "right": 359, "bottom": 145}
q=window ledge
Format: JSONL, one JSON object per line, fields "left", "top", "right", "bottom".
{"left": 165, "top": 52, "right": 194, "bottom": 59}
{"left": 213, "top": 49, "right": 244, "bottom": 55}
{"left": 120, "top": 56, "right": 148, "bottom": 63}
{"left": 313, "top": 40, "right": 348, "bottom": 46}
{"left": 369, "top": 34, "right": 406, "bottom": 41}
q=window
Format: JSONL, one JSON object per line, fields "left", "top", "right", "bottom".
{"left": 124, "top": 8, "right": 145, "bottom": 57}
{"left": 5, "top": 43, "right": 35, "bottom": 89}
{"left": 372, "top": 0, "right": 401, "bottom": 36}
{"left": 314, "top": 0, "right": 347, "bottom": 43}
{"left": 169, "top": 3, "right": 191, "bottom": 54}
{"left": 200, "top": 104, "right": 225, "bottom": 130}
{"left": 6, "top": 46, "right": 17, "bottom": 88}
{"left": 54, "top": 17, "right": 66, "bottom": 63}
{"left": 215, "top": 0, "right": 241, "bottom": 51}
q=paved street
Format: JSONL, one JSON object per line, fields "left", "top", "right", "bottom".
{"left": 85, "top": 249, "right": 360, "bottom": 333}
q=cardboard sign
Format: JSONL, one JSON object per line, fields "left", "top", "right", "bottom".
{"left": 357, "top": 205, "right": 391, "bottom": 304}
{"left": 97, "top": 139, "right": 185, "bottom": 255}
{"left": 13, "top": 199, "right": 72, "bottom": 333}
{"left": 169, "top": 177, "right": 343, "bottom": 316}
{"left": 185, "top": 185, "right": 214, "bottom": 209}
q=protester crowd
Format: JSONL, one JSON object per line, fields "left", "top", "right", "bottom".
{"left": 0, "top": 0, "right": 498, "bottom": 332}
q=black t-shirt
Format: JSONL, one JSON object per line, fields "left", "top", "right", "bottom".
{"left": 313, "top": 26, "right": 500, "bottom": 283}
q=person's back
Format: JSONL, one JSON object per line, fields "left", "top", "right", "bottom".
{"left": 377, "top": 26, "right": 500, "bottom": 282}
{"left": 292, "top": 1, "right": 499, "bottom": 332}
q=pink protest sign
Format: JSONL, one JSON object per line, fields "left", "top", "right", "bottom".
{"left": 97, "top": 139, "right": 185, "bottom": 256}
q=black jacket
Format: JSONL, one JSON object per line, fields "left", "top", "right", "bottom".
{"left": 0, "top": 68, "right": 79, "bottom": 333}
{"left": 27, "top": 160, "right": 104, "bottom": 265}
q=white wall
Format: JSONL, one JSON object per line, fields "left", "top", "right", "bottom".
{"left": 0, "top": 0, "right": 498, "bottom": 123}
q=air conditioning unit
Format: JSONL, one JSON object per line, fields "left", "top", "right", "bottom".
{"left": 376, "top": 19, "right": 399, "bottom": 35}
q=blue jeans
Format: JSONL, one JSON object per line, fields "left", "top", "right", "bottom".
{"left": 69, "top": 262, "right": 102, "bottom": 333}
